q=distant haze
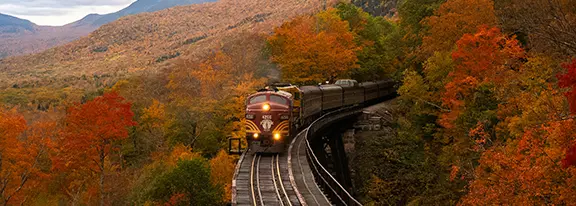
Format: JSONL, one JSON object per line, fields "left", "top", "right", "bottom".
{"left": 0, "top": 0, "right": 137, "bottom": 26}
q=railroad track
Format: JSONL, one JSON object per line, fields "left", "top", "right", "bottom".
{"left": 249, "top": 154, "right": 295, "bottom": 206}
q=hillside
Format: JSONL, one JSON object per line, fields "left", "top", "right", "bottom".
{"left": 0, "top": 0, "right": 215, "bottom": 58}
{"left": 0, "top": 25, "right": 94, "bottom": 59}
{"left": 0, "top": 0, "right": 329, "bottom": 89}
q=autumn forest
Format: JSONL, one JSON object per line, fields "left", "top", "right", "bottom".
{"left": 1, "top": 0, "right": 576, "bottom": 205}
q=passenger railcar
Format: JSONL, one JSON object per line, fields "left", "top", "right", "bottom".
{"left": 319, "top": 85, "right": 343, "bottom": 111}
{"left": 360, "top": 82, "right": 379, "bottom": 102}
{"left": 299, "top": 86, "right": 323, "bottom": 123}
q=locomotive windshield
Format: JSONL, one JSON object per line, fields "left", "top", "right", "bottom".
{"left": 249, "top": 95, "right": 266, "bottom": 104}
{"left": 270, "top": 95, "right": 288, "bottom": 105}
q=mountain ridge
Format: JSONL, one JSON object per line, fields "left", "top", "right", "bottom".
{"left": 0, "top": 0, "right": 216, "bottom": 58}
{"left": 68, "top": 0, "right": 217, "bottom": 27}
{"left": 0, "top": 13, "right": 36, "bottom": 33}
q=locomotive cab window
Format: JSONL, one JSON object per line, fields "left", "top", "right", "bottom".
{"left": 270, "top": 95, "right": 288, "bottom": 105}
{"left": 249, "top": 95, "right": 266, "bottom": 104}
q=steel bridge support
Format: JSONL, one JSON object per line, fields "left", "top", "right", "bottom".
{"left": 309, "top": 119, "right": 356, "bottom": 201}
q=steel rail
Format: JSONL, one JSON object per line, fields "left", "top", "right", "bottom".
{"left": 256, "top": 155, "right": 264, "bottom": 206}
{"left": 275, "top": 154, "right": 293, "bottom": 206}
{"left": 250, "top": 155, "right": 258, "bottom": 206}
{"left": 271, "top": 155, "right": 285, "bottom": 206}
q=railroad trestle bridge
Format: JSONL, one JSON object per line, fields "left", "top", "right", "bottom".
{"left": 232, "top": 106, "right": 373, "bottom": 206}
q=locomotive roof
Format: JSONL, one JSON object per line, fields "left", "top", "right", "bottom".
{"left": 249, "top": 90, "right": 293, "bottom": 99}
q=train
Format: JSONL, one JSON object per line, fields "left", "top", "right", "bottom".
{"left": 244, "top": 79, "right": 396, "bottom": 153}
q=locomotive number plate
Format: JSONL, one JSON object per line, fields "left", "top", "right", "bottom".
{"left": 261, "top": 115, "right": 273, "bottom": 132}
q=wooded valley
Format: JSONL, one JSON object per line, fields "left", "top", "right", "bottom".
{"left": 1, "top": 0, "right": 576, "bottom": 205}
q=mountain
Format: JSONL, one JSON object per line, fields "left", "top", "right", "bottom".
{"left": 69, "top": 0, "right": 217, "bottom": 27}
{"left": 0, "top": 0, "right": 331, "bottom": 89}
{"left": 0, "top": 0, "right": 216, "bottom": 58}
{"left": 0, "top": 15, "right": 94, "bottom": 59}
{"left": 0, "top": 13, "right": 35, "bottom": 33}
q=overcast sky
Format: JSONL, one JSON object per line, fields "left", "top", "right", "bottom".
{"left": 0, "top": 0, "right": 137, "bottom": 26}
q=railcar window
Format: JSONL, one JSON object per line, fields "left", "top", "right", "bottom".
{"left": 270, "top": 95, "right": 287, "bottom": 105}
{"left": 249, "top": 95, "right": 266, "bottom": 104}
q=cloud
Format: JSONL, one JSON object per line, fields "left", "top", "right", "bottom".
{"left": 0, "top": 0, "right": 136, "bottom": 26}
{"left": 1, "top": 0, "right": 135, "bottom": 8}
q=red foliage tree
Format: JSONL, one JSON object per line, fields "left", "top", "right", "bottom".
{"left": 440, "top": 26, "right": 525, "bottom": 128}
{"left": 557, "top": 59, "right": 576, "bottom": 168}
{"left": 558, "top": 59, "right": 576, "bottom": 114}
{"left": 563, "top": 145, "right": 576, "bottom": 168}
{"left": 52, "top": 92, "right": 136, "bottom": 205}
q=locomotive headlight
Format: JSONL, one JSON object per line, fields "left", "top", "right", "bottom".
{"left": 280, "top": 114, "right": 290, "bottom": 120}
{"left": 253, "top": 133, "right": 259, "bottom": 138}
{"left": 273, "top": 133, "right": 281, "bottom": 140}
{"left": 245, "top": 114, "right": 255, "bottom": 119}
{"left": 262, "top": 104, "right": 270, "bottom": 111}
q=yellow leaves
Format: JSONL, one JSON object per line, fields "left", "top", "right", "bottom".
{"left": 109, "top": 79, "right": 130, "bottom": 92}
{"left": 189, "top": 51, "right": 234, "bottom": 100}
{"left": 518, "top": 55, "right": 559, "bottom": 91}
{"left": 503, "top": 86, "right": 566, "bottom": 137}
{"left": 423, "top": 51, "right": 454, "bottom": 90}
{"left": 141, "top": 99, "right": 166, "bottom": 129}
{"left": 166, "top": 144, "right": 201, "bottom": 167}
{"left": 209, "top": 150, "right": 236, "bottom": 202}
{"left": 398, "top": 70, "right": 430, "bottom": 101}
{"left": 168, "top": 45, "right": 266, "bottom": 145}
{"left": 365, "top": 175, "right": 390, "bottom": 203}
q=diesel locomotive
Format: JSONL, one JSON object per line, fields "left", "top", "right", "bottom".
{"left": 245, "top": 79, "right": 395, "bottom": 154}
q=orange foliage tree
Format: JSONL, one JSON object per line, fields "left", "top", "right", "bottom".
{"left": 461, "top": 120, "right": 576, "bottom": 205}
{"left": 440, "top": 26, "right": 525, "bottom": 128}
{"left": 209, "top": 150, "right": 236, "bottom": 202}
{"left": 0, "top": 109, "right": 53, "bottom": 205}
{"left": 268, "top": 8, "right": 361, "bottom": 84}
{"left": 459, "top": 57, "right": 576, "bottom": 205}
{"left": 420, "top": 0, "right": 497, "bottom": 58}
{"left": 52, "top": 92, "right": 136, "bottom": 206}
